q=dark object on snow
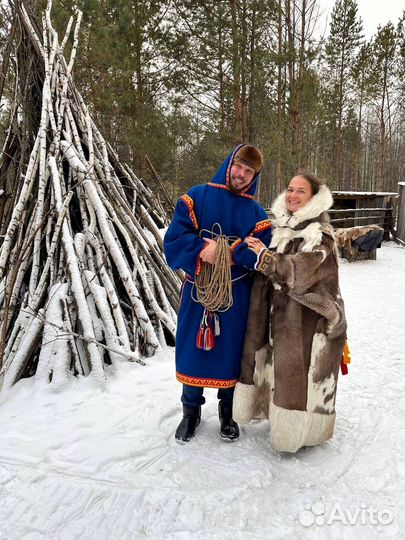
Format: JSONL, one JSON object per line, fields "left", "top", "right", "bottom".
{"left": 335, "top": 225, "right": 384, "bottom": 262}
{"left": 175, "top": 405, "right": 201, "bottom": 443}
{"left": 353, "top": 229, "right": 384, "bottom": 252}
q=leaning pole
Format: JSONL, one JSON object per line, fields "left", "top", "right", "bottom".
{"left": 0, "top": 0, "right": 181, "bottom": 393}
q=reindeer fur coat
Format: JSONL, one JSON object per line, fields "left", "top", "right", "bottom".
{"left": 233, "top": 185, "right": 347, "bottom": 452}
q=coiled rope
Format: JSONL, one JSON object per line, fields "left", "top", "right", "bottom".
{"left": 194, "top": 224, "right": 235, "bottom": 312}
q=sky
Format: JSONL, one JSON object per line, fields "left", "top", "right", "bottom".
{"left": 320, "top": 0, "right": 405, "bottom": 38}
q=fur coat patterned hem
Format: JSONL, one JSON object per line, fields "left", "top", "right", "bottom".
{"left": 233, "top": 185, "right": 347, "bottom": 453}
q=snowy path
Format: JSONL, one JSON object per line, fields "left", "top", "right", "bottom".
{"left": 0, "top": 243, "right": 404, "bottom": 540}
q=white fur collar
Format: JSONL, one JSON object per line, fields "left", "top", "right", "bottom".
{"left": 270, "top": 221, "right": 324, "bottom": 253}
{"left": 271, "top": 184, "right": 333, "bottom": 228}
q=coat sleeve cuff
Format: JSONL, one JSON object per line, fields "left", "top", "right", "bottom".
{"left": 254, "top": 248, "right": 274, "bottom": 274}
{"left": 195, "top": 242, "right": 208, "bottom": 276}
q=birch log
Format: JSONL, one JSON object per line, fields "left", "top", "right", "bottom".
{"left": 0, "top": 0, "right": 180, "bottom": 393}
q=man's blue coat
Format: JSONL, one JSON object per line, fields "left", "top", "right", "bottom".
{"left": 164, "top": 145, "right": 272, "bottom": 388}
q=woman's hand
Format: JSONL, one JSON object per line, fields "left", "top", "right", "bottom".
{"left": 244, "top": 236, "right": 266, "bottom": 255}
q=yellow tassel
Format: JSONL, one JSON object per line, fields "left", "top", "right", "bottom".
{"left": 343, "top": 340, "right": 351, "bottom": 364}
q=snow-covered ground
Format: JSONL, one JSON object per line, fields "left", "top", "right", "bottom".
{"left": 0, "top": 243, "right": 404, "bottom": 540}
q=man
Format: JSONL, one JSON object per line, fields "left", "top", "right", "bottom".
{"left": 164, "top": 144, "right": 272, "bottom": 443}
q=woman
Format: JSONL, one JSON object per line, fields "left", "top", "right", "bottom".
{"left": 232, "top": 171, "right": 347, "bottom": 453}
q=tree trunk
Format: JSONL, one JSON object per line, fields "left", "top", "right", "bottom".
{"left": 379, "top": 60, "right": 387, "bottom": 192}
{"left": 354, "top": 72, "right": 364, "bottom": 190}
{"left": 275, "top": 0, "right": 284, "bottom": 194}
{"left": 230, "top": 0, "right": 243, "bottom": 143}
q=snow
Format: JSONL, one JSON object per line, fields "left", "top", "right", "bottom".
{"left": 159, "top": 226, "right": 169, "bottom": 241}
{"left": 0, "top": 243, "right": 404, "bottom": 540}
{"left": 142, "top": 227, "right": 158, "bottom": 248}
{"left": 332, "top": 191, "right": 398, "bottom": 196}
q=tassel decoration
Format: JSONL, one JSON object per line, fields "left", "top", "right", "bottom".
{"left": 213, "top": 313, "right": 220, "bottom": 336}
{"left": 342, "top": 340, "right": 351, "bottom": 364}
{"left": 340, "top": 357, "right": 348, "bottom": 375}
{"left": 203, "top": 327, "right": 215, "bottom": 350}
{"left": 340, "top": 339, "right": 351, "bottom": 375}
{"left": 196, "top": 309, "right": 219, "bottom": 350}
{"left": 196, "top": 325, "right": 204, "bottom": 349}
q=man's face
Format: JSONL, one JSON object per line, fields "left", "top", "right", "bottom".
{"left": 229, "top": 162, "right": 256, "bottom": 193}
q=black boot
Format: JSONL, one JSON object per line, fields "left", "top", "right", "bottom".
{"left": 175, "top": 405, "right": 201, "bottom": 444}
{"left": 218, "top": 400, "right": 239, "bottom": 442}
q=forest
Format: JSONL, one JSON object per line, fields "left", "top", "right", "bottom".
{"left": 1, "top": 0, "right": 405, "bottom": 207}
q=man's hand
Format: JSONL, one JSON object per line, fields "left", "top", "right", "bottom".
{"left": 244, "top": 235, "right": 266, "bottom": 255}
{"left": 200, "top": 238, "right": 217, "bottom": 264}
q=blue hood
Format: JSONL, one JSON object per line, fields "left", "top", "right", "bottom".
{"left": 209, "top": 144, "right": 261, "bottom": 198}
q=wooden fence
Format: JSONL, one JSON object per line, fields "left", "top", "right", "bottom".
{"left": 328, "top": 206, "right": 394, "bottom": 231}
{"left": 329, "top": 191, "right": 397, "bottom": 238}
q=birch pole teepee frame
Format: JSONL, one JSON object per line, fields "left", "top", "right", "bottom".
{"left": 0, "top": 0, "right": 181, "bottom": 393}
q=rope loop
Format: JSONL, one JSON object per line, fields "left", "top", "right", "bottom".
{"left": 194, "top": 223, "right": 234, "bottom": 312}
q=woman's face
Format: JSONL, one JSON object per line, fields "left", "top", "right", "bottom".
{"left": 285, "top": 176, "right": 313, "bottom": 213}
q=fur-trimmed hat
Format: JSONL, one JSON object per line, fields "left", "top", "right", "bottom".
{"left": 233, "top": 145, "right": 263, "bottom": 173}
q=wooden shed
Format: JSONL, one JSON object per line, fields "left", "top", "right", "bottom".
{"left": 330, "top": 191, "right": 397, "bottom": 239}
{"left": 395, "top": 182, "right": 405, "bottom": 245}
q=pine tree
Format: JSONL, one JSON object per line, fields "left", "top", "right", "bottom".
{"left": 351, "top": 42, "right": 378, "bottom": 189}
{"left": 372, "top": 22, "right": 397, "bottom": 191}
{"left": 324, "top": 0, "right": 364, "bottom": 189}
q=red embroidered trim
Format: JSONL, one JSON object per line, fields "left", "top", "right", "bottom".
{"left": 196, "top": 244, "right": 207, "bottom": 276}
{"left": 180, "top": 194, "right": 198, "bottom": 229}
{"left": 225, "top": 145, "right": 242, "bottom": 190}
{"left": 252, "top": 219, "right": 272, "bottom": 235}
{"left": 176, "top": 372, "right": 237, "bottom": 388}
{"left": 207, "top": 182, "right": 227, "bottom": 191}
{"left": 229, "top": 238, "right": 242, "bottom": 265}
{"left": 230, "top": 238, "right": 242, "bottom": 252}
{"left": 207, "top": 182, "right": 253, "bottom": 199}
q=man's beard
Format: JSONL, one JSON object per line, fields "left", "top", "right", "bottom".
{"left": 229, "top": 175, "right": 252, "bottom": 194}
